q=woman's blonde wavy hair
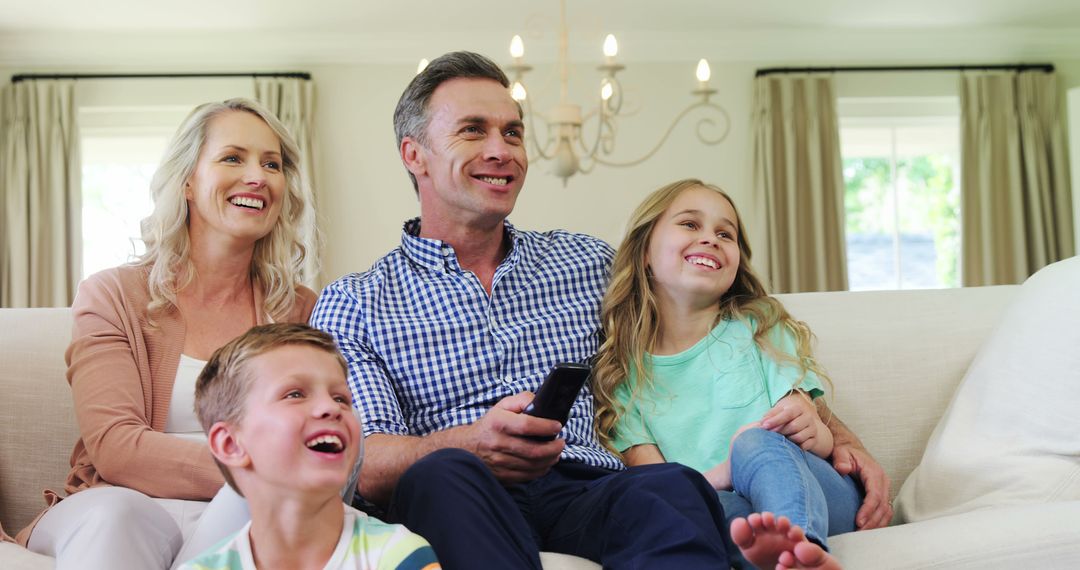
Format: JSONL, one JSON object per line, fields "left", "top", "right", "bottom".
{"left": 135, "top": 98, "right": 314, "bottom": 323}
{"left": 592, "top": 178, "right": 831, "bottom": 456}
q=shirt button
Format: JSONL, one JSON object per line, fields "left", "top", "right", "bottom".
{"left": 503, "top": 375, "right": 514, "bottom": 385}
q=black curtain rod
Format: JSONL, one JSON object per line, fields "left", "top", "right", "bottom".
{"left": 755, "top": 63, "right": 1054, "bottom": 78}
{"left": 11, "top": 72, "right": 311, "bottom": 83}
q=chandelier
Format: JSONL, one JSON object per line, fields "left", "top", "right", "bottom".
{"left": 504, "top": 0, "right": 730, "bottom": 184}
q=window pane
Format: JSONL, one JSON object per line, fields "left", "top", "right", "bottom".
{"left": 841, "top": 117, "right": 960, "bottom": 291}
{"left": 843, "top": 156, "right": 897, "bottom": 290}
{"left": 896, "top": 154, "right": 960, "bottom": 289}
{"left": 81, "top": 135, "right": 167, "bottom": 279}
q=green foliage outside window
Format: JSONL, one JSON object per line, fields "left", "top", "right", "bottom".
{"left": 843, "top": 155, "right": 960, "bottom": 287}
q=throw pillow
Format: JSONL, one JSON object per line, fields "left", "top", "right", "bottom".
{"left": 895, "top": 256, "right": 1080, "bottom": 522}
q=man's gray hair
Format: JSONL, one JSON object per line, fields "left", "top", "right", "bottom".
{"left": 393, "top": 51, "right": 514, "bottom": 193}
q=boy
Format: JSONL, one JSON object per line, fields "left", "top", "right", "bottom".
{"left": 181, "top": 323, "right": 439, "bottom": 570}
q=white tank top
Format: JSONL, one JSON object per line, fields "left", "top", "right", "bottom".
{"left": 165, "top": 354, "right": 208, "bottom": 443}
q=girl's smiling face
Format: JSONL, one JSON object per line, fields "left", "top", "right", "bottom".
{"left": 645, "top": 185, "right": 741, "bottom": 310}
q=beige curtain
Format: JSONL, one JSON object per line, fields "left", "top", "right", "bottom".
{"left": 254, "top": 77, "right": 321, "bottom": 288}
{"left": 959, "top": 72, "right": 1075, "bottom": 286}
{"left": 0, "top": 80, "right": 81, "bottom": 308}
{"left": 752, "top": 75, "right": 847, "bottom": 293}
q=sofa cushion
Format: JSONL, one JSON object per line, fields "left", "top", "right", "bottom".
{"left": 0, "top": 542, "right": 54, "bottom": 570}
{"left": 831, "top": 500, "right": 1080, "bottom": 569}
{"left": 776, "top": 285, "right": 1018, "bottom": 502}
{"left": 0, "top": 308, "right": 76, "bottom": 536}
{"left": 896, "top": 256, "right": 1080, "bottom": 522}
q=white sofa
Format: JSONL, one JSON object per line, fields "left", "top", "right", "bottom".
{"left": 3, "top": 284, "right": 1079, "bottom": 569}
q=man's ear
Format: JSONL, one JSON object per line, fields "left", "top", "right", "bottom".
{"left": 401, "top": 137, "right": 427, "bottom": 179}
{"left": 208, "top": 421, "right": 251, "bottom": 469}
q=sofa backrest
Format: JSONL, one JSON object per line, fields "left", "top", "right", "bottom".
{"left": 0, "top": 285, "right": 1020, "bottom": 533}
{"left": 777, "top": 285, "right": 1019, "bottom": 501}
{"left": 0, "top": 308, "right": 76, "bottom": 535}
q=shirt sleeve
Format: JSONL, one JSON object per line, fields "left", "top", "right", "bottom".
{"left": 382, "top": 531, "right": 440, "bottom": 570}
{"left": 310, "top": 277, "right": 409, "bottom": 437}
{"left": 594, "top": 236, "right": 616, "bottom": 266}
{"left": 759, "top": 323, "right": 825, "bottom": 406}
{"left": 609, "top": 382, "right": 655, "bottom": 452}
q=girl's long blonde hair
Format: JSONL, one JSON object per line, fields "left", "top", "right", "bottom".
{"left": 592, "top": 179, "right": 830, "bottom": 456}
{"left": 135, "top": 98, "right": 315, "bottom": 323}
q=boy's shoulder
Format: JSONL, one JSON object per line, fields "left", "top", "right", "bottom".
{"left": 178, "top": 507, "right": 440, "bottom": 570}
{"left": 345, "top": 506, "right": 440, "bottom": 569}
{"left": 174, "top": 525, "right": 251, "bottom": 570}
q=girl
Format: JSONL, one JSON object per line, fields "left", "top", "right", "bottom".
{"left": 593, "top": 179, "right": 861, "bottom": 569}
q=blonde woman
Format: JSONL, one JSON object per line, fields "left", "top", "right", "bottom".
{"left": 593, "top": 179, "right": 862, "bottom": 569}
{"left": 20, "top": 98, "right": 318, "bottom": 570}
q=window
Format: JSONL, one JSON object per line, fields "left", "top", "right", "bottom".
{"left": 79, "top": 106, "right": 189, "bottom": 279}
{"left": 839, "top": 98, "right": 961, "bottom": 290}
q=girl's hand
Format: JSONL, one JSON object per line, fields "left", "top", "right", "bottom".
{"left": 761, "top": 393, "right": 832, "bottom": 457}
{"left": 704, "top": 459, "right": 732, "bottom": 490}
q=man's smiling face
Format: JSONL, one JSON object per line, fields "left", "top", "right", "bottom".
{"left": 409, "top": 77, "right": 527, "bottom": 227}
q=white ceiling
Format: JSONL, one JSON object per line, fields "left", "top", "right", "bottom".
{"left": 5, "top": 0, "right": 1080, "bottom": 32}
{"left": 2, "top": 0, "right": 1080, "bottom": 67}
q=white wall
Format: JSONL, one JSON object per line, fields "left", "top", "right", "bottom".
{"left": 311, "top": 60, "right": 1080, "bottom": 285}
{"left": 6, "top": 55, "right": 1080, "bottom": 288}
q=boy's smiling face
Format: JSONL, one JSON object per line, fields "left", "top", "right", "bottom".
{"left": 224, "top": 344, "right": 361, "bottom": 496}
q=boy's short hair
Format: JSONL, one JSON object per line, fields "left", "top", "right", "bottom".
{"left": 194, "top": 323, "right": 349, "bottom": 493}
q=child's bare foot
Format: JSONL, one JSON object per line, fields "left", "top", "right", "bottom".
{"left": 777, "top": 539, "right": 842, "bottom": 570}
{"left": 731, "top": 512, "right": 801, "bottom": 569}
{"left": 730, "top": 512, "right": 842, "bottom": 570}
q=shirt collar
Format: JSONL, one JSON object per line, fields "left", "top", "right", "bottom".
{"left": 400, "top": 217, "right": 523, "bottom": 274}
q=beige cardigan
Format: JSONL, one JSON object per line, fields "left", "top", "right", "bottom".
{"left": 17, "top": 264, "right": 316, "bottom": 544}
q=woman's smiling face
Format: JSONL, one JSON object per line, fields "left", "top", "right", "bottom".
{"left": 184, "top": 110, "right": 286, "bottom": 248}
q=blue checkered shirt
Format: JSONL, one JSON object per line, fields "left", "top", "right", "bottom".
{"left": 311, "top": 218, "right": 623, "bottom": 471}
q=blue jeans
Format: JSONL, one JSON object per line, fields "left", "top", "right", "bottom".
{"left": 718, "top": 428, "right": 861, "bottom": 562}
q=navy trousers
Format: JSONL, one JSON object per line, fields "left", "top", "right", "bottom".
{"left": 385, "top": 449, "right": 730, "bottom": 569}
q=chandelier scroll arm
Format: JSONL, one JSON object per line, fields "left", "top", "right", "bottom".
{"left": 519, "top": 94, "right": 560, "bottom": 161}
{"left": 577, "top": 107, "right": 616, "bottom": 160}
{"left": 589, "top": 101, "right": 731, "bottom": 169}
{"left": 576, "top": 73, "right": 624, "bottom": 160}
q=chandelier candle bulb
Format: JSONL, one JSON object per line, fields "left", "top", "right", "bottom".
{"left": 416, "top": 58, "right": 429, "bottom": 75}
{"left": 510, "top": 35, "right": 525, "bottom": 62}
{"left": 603, "top": 34, "right": 618, "bottom": 64}
{"left": 512, "top": 81, "right": 528, "bottom": 102}
{"left": 696, "top": 59, "right": 711, "bottom": 89}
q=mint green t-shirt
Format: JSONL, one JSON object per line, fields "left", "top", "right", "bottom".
{"left": 611, "top": 319, "right": 823, "bottom": 473}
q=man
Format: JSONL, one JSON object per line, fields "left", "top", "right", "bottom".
{"left": 311, "top": 51, "right": 890, "bottom": 568}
